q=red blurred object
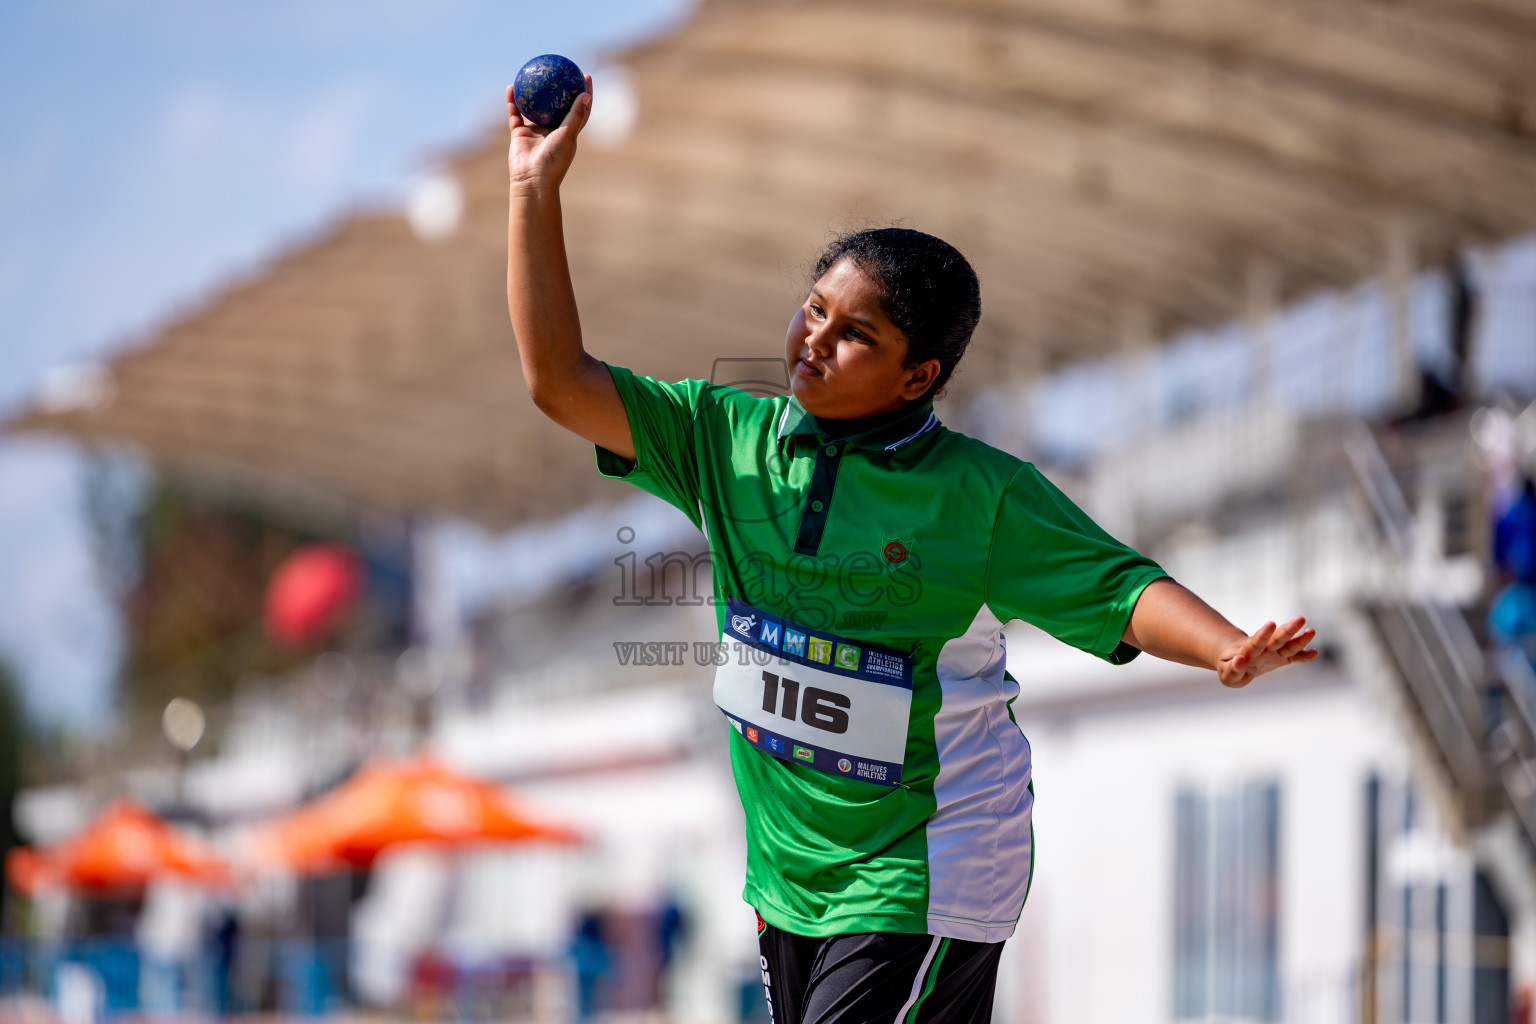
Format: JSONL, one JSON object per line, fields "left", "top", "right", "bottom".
{"left": 4, "top": 847, "right": 45, "bottom": 895}
{"left": 253, "top": 756, "right": 583, "bottom": 872}
{"left": 264, "top": 543, "right": 362, "bottom": 648}
{"left": 6, "top": 799, "right": 232, "bottom": 896}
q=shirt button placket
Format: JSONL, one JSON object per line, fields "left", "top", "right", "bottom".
{"left": 792, "top": 440, "right": 844, "bottom": 556}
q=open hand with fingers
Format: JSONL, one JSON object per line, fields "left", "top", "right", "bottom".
{"left": 506, "top": 74, "right": 593, "bottom": 197}
{"left": 1215, "top": 617, "right": 1318, "bottom": 688}
{"left": 1121, "top": 579, "right": 1319, "bottom": 689}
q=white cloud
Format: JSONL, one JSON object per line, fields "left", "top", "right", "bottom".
{"left": 275, "top": 0, "right": 476, "bottom": 43}
{"left": 33, "top": 0, "right": 477, "bottom": 50}
{"left": 0, "top": 131, "right": 58, "bottom": 199}
{"left": 0, "top": 245, "right": 29, "bottom": 310}
{"left": 0, "top": 133, "right": 57, "bottom": 313}
{"left": 158, "top": 85, "right": 227, "bottom": 164}
{"left": 145, "top": 77, "right": 386, "bottom": 194}
{"left": 282, "top": 78, "right": 386, "bottom": 187}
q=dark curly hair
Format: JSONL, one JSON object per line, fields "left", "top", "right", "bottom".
{"left": 811, "top": 227, "right": 981, "bottom": 399}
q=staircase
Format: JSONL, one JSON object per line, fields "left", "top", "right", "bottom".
{"left": 1345, "top": 425, "right": 1536, "bottom": 858}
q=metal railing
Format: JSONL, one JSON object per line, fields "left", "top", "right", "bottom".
{"left": 1344, "top": 429, "right": 1490, "bottom": 803}
{"left": 1344, "top": 426, "right": 1536, "bottom": 853}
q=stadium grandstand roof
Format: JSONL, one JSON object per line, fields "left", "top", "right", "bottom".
{"left": 10, "top": 0, "right": 1536, "bottom": 528}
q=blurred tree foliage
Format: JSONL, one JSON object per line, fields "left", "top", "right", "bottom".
{"left": 0, "top": 656, "right": 22, "bottom": 855}
{"left": 84, "top": 458, "right": 325, "bottom": 713}
{"left": 82, "top": 456, "right": 414, "bottom": 719}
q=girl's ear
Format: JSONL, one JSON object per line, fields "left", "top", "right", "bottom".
{"left": 903, "top": 359, "right": 942, "bottom": 399}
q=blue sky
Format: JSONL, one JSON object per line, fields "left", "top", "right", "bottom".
{"left": 0, "top": 0, "right": 692, "bottom": 725}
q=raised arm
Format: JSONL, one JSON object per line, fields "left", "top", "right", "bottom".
{"left": 1121, "top": 579, "right": 1318, "bottom": 688}
{"left": 506, "top": 79, "right": 636, "bottom": 461}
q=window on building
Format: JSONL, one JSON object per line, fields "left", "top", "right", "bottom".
{"left": 1473, "top": 870, "right": 1510, "bottom": 1024}
{"left": 1173, "top": 780, "right": 1281, "bottom": 1021}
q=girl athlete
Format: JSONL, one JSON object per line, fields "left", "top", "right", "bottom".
{"left": 505, "top": 80, "right": 1318, "bottom": 1024}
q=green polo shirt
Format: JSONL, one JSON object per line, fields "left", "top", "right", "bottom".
{"left": 595, "top": 363, "right": 1167, "bottom": 942}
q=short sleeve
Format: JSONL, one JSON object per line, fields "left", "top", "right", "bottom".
{"left": 984, "top": 464, "right": 1169, "bottom": 664}
{"left": 594, "top": 363, "right": 712, "bottom": 528}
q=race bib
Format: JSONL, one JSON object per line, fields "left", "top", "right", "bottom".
{"left": 713, "top": 598, "right": 913, "bottom": 787}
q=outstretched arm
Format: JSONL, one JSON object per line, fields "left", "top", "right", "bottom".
{"left": 506, "top": 78, "right": 636, "bottom": 461}
{"left": 1121, "top": 579, "right": 1318, "bottom": 688}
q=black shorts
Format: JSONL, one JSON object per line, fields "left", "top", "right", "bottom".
{"left": 756, "top": 916, "right": 1005, "bottom": 1024}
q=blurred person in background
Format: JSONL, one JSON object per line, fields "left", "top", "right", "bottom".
{"left": 1404, "top": 252, "right": 1478, "bottom": 421}
{"left": 1490, "top": 582, "right": 1536, "bottom": 670}
{"left": 1495, "top": 477, "right": 1536, "bottom": 584}
{"left": 210, "top": 901, "right": 239, "bottom": 1017}
{"left": 653, "top": 894, "right": 685, "bottom": 1008}
{"left": 1491, "top": 477, "right": 1536, "bottom": 675}
{"left": 570, "top": 908, "right": 610, "bottom": 1022}
{"left": 135, "top": 880, "right": 202, "bottom": 1016}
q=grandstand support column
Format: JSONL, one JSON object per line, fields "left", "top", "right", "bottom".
{"left": 1473, "top": 820, "right": 1536, "bottom": 1016}
{"left": 1116, "top": 295, "right": 1153, "bottom": 411}
{"left": 410, "top": 518, "right": 470, "bottom": 727}
{"left": 1383, "top": 216, "right": 1421, "bottom": 414}
{"left": 1245, "top": 253, "right": 1281, "bottom": 412}
{"left": 1116, "top": 296, "right": 1154, "bottom": 542}
{"left": 412, "top": 518, "right": 465, "bottom": 653}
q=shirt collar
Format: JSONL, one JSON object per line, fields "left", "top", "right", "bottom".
{"left": 774, "top": 395, "right": 940, "bottom": 453}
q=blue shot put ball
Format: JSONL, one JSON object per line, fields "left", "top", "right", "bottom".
{"left": 513, "top": 54, "right": 586, "bottom": 128}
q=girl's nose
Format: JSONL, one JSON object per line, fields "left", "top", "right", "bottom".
{"left": 806, "top": 323, "right": 833, "bottom": 356}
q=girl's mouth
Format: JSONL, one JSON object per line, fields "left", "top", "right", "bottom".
{"left": 795, "top": 358, "right": 824, "bottom": 378}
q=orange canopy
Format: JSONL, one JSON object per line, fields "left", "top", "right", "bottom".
{"left": 254, "top": 756, "right": 582, "bottom": 872}
{"left": 5, "top": 799, "right": 232, "bottom": 895}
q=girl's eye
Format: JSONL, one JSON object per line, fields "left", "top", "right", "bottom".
{"left": 808, "top": 303, "right": 825, "bottom": 319}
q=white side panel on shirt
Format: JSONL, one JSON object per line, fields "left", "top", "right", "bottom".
{"left": 927, "top": 603, "right": 1034, "bottom": 942}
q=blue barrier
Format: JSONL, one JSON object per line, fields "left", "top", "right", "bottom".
{"left": 0, "top": 933, "right": 568, "bottom": 1021}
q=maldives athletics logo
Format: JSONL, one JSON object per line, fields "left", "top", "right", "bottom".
{"left": 883, "top": 541, "right": 908, "bottom": 565}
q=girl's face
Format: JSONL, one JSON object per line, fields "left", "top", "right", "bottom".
{"left": 784, "top": 259, "right": 940, "bottom": 420}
